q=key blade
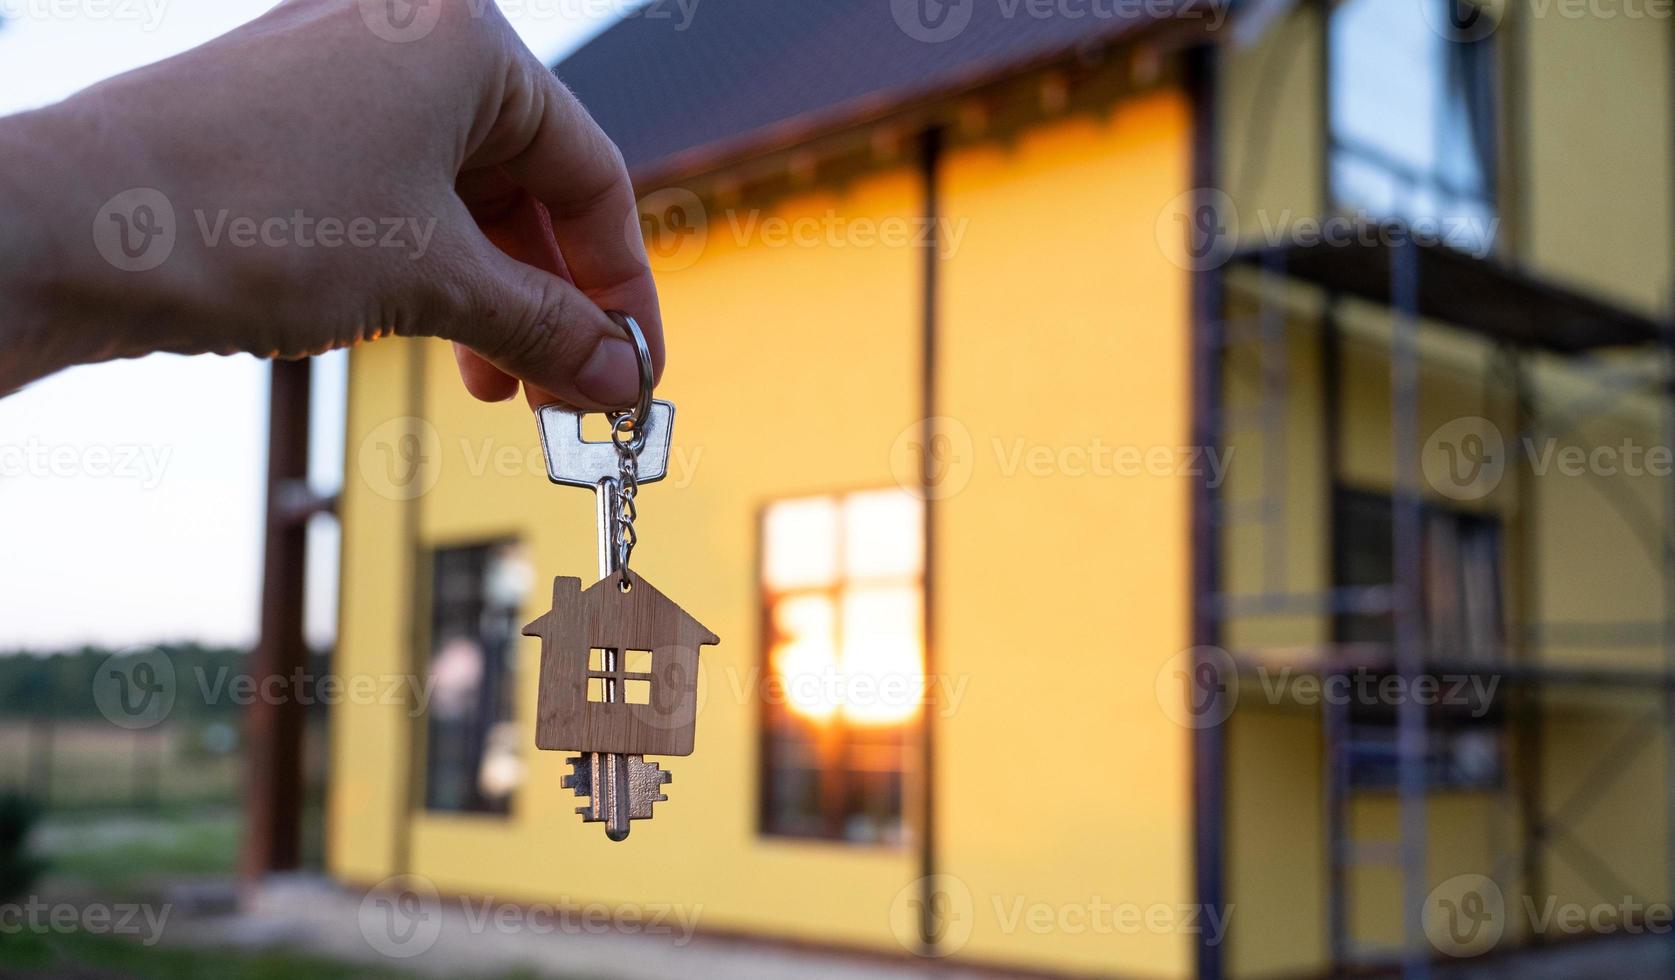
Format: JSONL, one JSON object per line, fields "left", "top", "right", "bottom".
{"left": 537, "top": 400, "right": 675, "bottom": 489}
{"left": 563, "top": 753, "right": 671, "bottom": 838}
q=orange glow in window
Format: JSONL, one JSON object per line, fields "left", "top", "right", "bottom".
{"left": 764, "top": 490, "right": 924, "bottom": 726}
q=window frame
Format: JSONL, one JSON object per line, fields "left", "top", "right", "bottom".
{"left": 416, "top": 536, "right": 529, "bottom": 818}
{"left": 754, "top": 488, "right": 925, "bottom": 846}
{"left": 1323, "top": 0, "right": 1502, "bottom": 251}
{"left": 1330, "top": 485, "right": 1508, "bottom": 792}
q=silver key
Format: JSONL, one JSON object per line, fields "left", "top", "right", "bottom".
{"left": 536, "top": 400, "right": 675, "bottom": 489}
{"left": 539, "top": 400, "right": 676, "bottom": 840}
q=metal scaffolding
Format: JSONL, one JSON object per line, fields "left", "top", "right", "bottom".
{"left": 1194, "top": 226, "right": 1675, "bottom": 979}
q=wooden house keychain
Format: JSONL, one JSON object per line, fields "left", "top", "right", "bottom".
{"left": 522, "top": 312, "right": 719, "bottom": 841}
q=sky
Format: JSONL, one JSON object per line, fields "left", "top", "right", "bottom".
{"left": 0, "top": 0, "right": 622, "bottom": 650}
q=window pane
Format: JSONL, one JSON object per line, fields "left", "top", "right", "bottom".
{"left": 423, "top": 541, "right": 529, "bottom": 815}
{"left": 771, "top": 594, "right": 838, "bottom": 722}
{"left": 1331, "top": 0, "right": 1439, "bottom": 178}
{"left": 839, "top": 586, "right": 923, "bottom": 726}
{"left": 763, "top": 497, "right": 839, "bottom": 590}
{"left": 1329, "top": 0, "right": 1497, "bottom": 245}
{"left": 759, "top": 488, "right": 923, "bottom": 844}
{"left": 843, "top": 489, "right": 923, "bottom": 580}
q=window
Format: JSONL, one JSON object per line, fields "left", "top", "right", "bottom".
{"left": 1334, "top": 489, "right": 1504, "bottom": 788}
{"left": 1329, "top": 0, "right": 1498, "bottom": 252}
{"left": 422, "top": 541, "right": 531, "bottom": 814}
{"left": 759, "top": 489, "right": 924, "bottom": 844}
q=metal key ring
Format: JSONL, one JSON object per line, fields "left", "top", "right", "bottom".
{"left": 606, "top": 310, "right": 654, "bottom": 444}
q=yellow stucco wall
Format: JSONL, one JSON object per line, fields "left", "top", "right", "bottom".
{"left": 937, "top": 91, "right": 1195, "bottom": 977}
{"left": 1523, "top": 13, "right": 1673, "bottom": 314}
{"left": 330, "top": 86, "right": 1197, "bottom": 977}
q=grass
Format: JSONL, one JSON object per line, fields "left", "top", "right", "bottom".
{"left": 3, "top": 809, "right": 573, "bottom": 980}
{"left": 33, "top": 807, "right": 240, "bottom": 892}
{"left": 0, "top": 930, "right": 547, "bottom": 979}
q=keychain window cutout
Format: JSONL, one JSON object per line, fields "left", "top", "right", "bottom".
{"left": 585, "top": 647, "right": 654, "bottom": 704}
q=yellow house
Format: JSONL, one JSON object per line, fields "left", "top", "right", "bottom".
{"left": 327, "top": 3, "right": 1675, "bottom": 977}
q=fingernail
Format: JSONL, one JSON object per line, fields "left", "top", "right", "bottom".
{"left": 576, "top": 337, "right": 638, "bottom": 407}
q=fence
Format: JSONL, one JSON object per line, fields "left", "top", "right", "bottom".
{"left": 0, "top": 718, "right": 242, "bottom": 813}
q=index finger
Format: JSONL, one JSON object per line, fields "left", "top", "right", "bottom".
{"left": 470, "top": 55, "right": 663, "bottom": 383}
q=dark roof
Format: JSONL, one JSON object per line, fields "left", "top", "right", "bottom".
{"left": 555, "top": 0, "right": 1195, "bottom": 180}
{"left": 1232, "top": 227, "right": 1663, "bottom": 353}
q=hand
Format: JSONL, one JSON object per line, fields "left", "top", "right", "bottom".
{"left": 0, "top": 0, "right": 661, "bottom": 408}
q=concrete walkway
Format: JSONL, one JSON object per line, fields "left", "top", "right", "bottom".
{"left": 160, "top": 876, "right": 1675, "bottom": 980}
{"left": 164, "top": 876, "right": 981, "bottom": 980}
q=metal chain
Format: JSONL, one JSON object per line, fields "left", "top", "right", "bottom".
{"left": 609, "top": 412, "right": 644, "bottom": 579}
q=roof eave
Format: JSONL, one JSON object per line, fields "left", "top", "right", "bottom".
{"left": 619, "top": 10, "right": 1220, "bottom": 189}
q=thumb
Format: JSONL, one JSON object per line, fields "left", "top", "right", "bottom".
{"left": 450, "top": 243, "right": 644, "bottom": 411}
